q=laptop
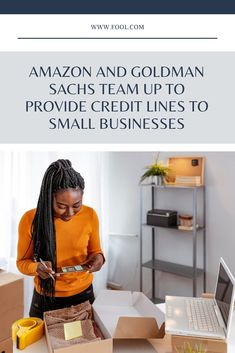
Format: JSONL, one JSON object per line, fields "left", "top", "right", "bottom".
{"left": 165, "top": 258, "right": 235, "bottom": 339}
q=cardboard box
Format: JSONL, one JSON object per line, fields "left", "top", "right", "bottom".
{"left": 44, "top": 290, "right": 166, "bottom": 353}
{"left": 93, "top": 290, "right": 165, "bottom": 338}
{"left": 0, "top": 271, "right": 24, "bottom": 341}
{"left": 167, "top": 156, "right": 205, "bottom": 186}
{"left": 0, "top": 337, "right": 13, "bottom": 353}
{"left": 172, "top": 335, "right": 227, "bottom": 353}
{"left": 113, "top": 336, "right": 172, "bottom": 353}
{"left": 1, "top": 306, "right": 24, "bottom": 342}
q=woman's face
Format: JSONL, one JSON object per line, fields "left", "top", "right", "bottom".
{"left": 53, "top": 188, "right": 83, "bottom": 221}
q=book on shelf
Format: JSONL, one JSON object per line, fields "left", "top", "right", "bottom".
{"left": 178, "top": 225, "right": 199, "bottom": 231}
{"left": 175, "top": 176, "right": 201, "bottom": 185}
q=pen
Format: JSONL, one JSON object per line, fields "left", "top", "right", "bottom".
{"left": 39, "top": 258, "right": 55, "bottom": 281}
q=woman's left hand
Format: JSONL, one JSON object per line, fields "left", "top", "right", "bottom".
{"left": 82, "top": 253, "right": 104, "bottom": 273}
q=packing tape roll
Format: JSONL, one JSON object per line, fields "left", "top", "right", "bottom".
{"left": 12, "top": 317, "right": 44, "bottom": 350}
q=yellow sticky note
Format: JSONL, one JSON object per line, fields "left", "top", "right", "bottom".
{"left": 64, "top": 321, "right": 83, "bottom": 340}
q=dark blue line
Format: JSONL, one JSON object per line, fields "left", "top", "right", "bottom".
{"left": 1, "top": 1, "right": 235, "bottom": 14}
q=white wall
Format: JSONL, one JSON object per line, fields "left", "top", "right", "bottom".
{"left": 107, "top": 152, "right": 152, "bottom": 291}
{"left": 107, "top": 152, "right": 235, "bottom": 299}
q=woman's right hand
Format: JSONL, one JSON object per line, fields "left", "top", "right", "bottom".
{"left": 36, "top": 261, "right": 55, "bottom": 279}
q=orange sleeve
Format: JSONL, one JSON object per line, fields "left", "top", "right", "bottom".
{"left": 16, "top": 211, "right": 38, "bottom": 276}
{"left": 87, "top": 209, "right": 105, "bottom": 260}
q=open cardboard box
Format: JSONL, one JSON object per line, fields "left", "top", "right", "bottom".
{"left": 0, "top": 271, "right": 24, "bottom": 341}
{"left": 44, "top": 290, "right": 166, "bottom": 353}
{"left": 166, "top": 156, "right": 205, "bottom": 186}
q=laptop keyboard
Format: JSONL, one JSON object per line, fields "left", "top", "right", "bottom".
{"left": 186, "top": 298, "right": 219, "bottom": 332}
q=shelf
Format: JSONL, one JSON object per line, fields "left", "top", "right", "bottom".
{"left": 140, "top": 183, "right": 204, "bottom": 190}
{"left": 140, "top": 175, "right": 206, "bottom": 298}
{"left": 142, "top": 223, "right": 204, "bottom": 232}
{"left": 142, "top": 259, "right": 204, "bottom": 279}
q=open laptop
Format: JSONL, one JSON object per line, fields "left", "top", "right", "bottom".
{"left": 165, "top": 258, "right": 235, "bottom": 339}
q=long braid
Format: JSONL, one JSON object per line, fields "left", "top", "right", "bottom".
{"left": 31, "top": 159, "right": 85, "bottom": 298}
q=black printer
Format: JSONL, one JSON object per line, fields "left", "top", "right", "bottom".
{"left": 147, "top": 209, "right": 177, "bottom": 227}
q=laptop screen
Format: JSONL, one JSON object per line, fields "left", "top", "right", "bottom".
{"left": 215, "top": 261, "right": 234, "bottom": 329}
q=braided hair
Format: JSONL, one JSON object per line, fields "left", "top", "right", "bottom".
{"left": 31, "top": 159, "right": 85, "bottom": 297}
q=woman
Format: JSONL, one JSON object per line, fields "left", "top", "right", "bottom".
{"left": 17, "top": 159, "right": 104, "bottom": 319}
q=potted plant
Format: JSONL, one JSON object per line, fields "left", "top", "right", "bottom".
{"left": 175, "top": 342, "right": 207, "bottom": 353}
{"left": 140, "top": 157, "right": 169, "bottom": 186}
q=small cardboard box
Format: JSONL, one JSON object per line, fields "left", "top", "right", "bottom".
{"left": 167, "top": 156, "right": 205, "bottom": 186}
{"left": 44, "top": 290, "right": 165, "bottom": 353}
{"left": 172, "top": 335, "right": 227, "bottom": 353}
{"left": 0, "top": 337, "right": 13, "bottom": 353}
{"left": 0, "top": 271, "right": 24, "bottom": 340}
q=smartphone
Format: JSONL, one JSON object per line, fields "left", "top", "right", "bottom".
{"left": 57, "top": 265, "right": 84, "bottom": 274}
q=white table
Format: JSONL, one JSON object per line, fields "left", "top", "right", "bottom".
{"left": 13, "top": 305, "right": 235, "bottom": 353}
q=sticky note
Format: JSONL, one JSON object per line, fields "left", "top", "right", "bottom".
{"left": 64, "top": 321, "right": 83, "bottom": 340}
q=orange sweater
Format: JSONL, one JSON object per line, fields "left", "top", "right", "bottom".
{"left": 17, "top": 205, "right": 103, "bottom": 297}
